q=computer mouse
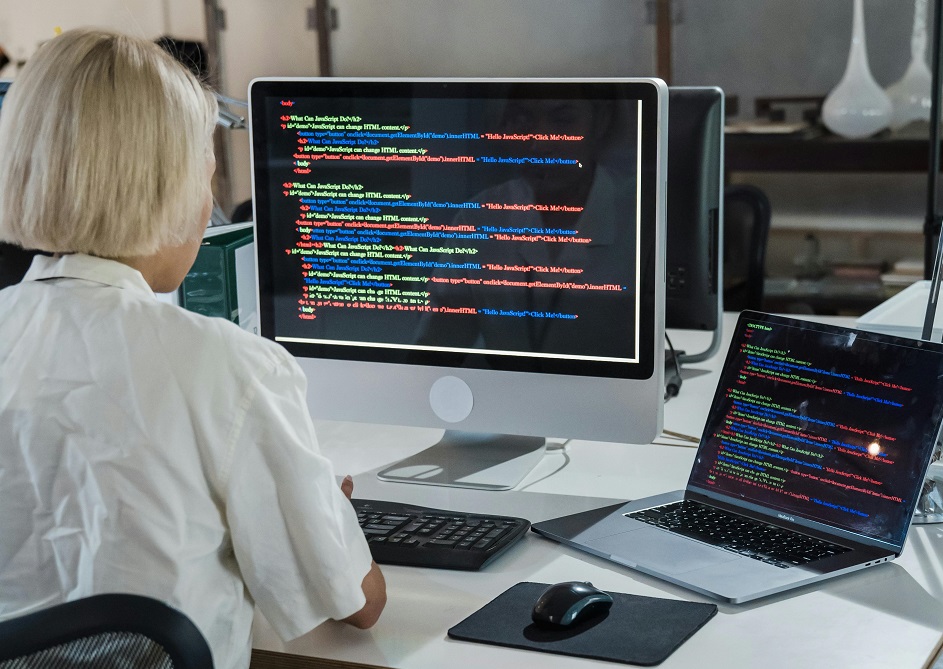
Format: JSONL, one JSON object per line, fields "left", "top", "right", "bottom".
{"left": 531, "top": 581, "right": 614, "bottom": 628}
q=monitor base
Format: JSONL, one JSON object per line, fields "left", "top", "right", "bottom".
{"left": 913, "top": 461, "right": 943, "bottom": 524}
{"left": 676, "top": 325, "right": 723, "bottom": 364}
{"left": 911, "top": 479, "right": 943, "bottom": 524}
{"left": 376, "top": 431, "right": 548, "bottom": 491}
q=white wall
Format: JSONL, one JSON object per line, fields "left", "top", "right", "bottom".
{"left": 215, "top": 0, "right": 321, "bottom": 210}
{"left": 1, "top": 0, "right": 653, "bottom": 220}
{"left": 0, "top": 0, "right": 203, "bottom": 69}
{"left": 330, "top": 0, "right": 654, "bottom": 78}
{"left": 0, "top": 1, "right": 930, "bottom": 278}
{"left": 217, "top": 0, "right": 653, "bottom": 210}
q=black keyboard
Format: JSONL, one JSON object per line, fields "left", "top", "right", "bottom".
{"left": 627, "top": 499, "right": 850, "bottom": 569}
{"left": 352, "top": 498, "right": 530, "bottom": 570}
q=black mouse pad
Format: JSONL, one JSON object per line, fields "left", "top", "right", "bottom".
{"left": 447, "top": 581, "right": 717, "bottom": 666}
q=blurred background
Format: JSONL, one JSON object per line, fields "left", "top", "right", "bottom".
{"left": 0, "top": 0, "right": 932, "bottom": 315}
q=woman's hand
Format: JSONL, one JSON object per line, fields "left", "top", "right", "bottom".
{"left": 340, "top": 474, "right": 354, "bottom": 500}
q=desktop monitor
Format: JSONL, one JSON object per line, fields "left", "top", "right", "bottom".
{"left": 249, "top": 77, "right": 667, "bottom": 489}
{"left": 665, "top": 86, "right": 724, "bottom": 363}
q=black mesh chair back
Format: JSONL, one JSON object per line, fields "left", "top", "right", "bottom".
{"left": 723, "top": 183, "right": 771, "bottom": 312}
{"left": 0, "top": 243, "right": 47, "bottom": 291}
{"left": 230, "top": 199, "right": 254, "bottom": 224}
{"left": 0, "top": 594, "right": 213, "bottom": 669}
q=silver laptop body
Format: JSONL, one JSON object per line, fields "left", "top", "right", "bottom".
{"left": 533, "top": 311, "right": 943, "bottom": 603}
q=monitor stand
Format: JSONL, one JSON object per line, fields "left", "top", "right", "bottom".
{"left": 376, "top": 431, "right": 547, "bottom": 491}
{"left": 913, "top": 459, "right": 943, "bottom": 524}
{"left": 676, "top": 326, "right": 722, "bottom": 364}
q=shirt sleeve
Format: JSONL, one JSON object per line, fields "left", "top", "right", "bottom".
{"left": 221, "top": 348, "right": 374, "bottom": 640}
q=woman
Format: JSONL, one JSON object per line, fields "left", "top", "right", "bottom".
{"left": 0, "top": 28, "right": 385, "bottom": 669}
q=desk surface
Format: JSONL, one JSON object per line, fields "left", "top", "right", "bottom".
{"left": 251, "top": 313, "right": 943, "bottom": 669}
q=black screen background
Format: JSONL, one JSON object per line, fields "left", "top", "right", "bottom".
{"left": 690, "top": 312, "right": 943, "bottom": 546}
{"left": 251, "top": 79, "right": 661, "bottom": 379}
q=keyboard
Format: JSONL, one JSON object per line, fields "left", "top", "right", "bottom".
{"left": 627, "top": 499, "right": 850, "bottom": 569}
{"left": 352, "top": 498, "right": 530, "bottom": 570}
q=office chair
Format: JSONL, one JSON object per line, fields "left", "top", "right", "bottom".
{"left": 722, "top": 183, "right": 771, "bottom": 312}
{"left": 230, "top": 199, "right": 254, "bottom": 223}
{"left": 0, "top": 594, "right": 213, "bottom": 669}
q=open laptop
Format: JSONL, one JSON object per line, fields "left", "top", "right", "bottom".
{"left": 533, "top": 311, "right": 943, "bottom": 603}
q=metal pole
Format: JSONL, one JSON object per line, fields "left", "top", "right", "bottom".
{"left": 202, "top": 0, "right": 234, "bottom": 218}
{"left": 656, "top": 0, "right": 672, "bottom": 84}
{"left": 922, "top": 0, "right": 943, "bottom": 340}
{"left": 315, "top": 0, "right": 334, "bottom": 77}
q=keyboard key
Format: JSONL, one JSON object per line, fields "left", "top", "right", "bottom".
{"left": 627, "top": 500, "right": 849, "bottom": 569}
{"left": 364, "top": 523, "right": 398, "bottom": 532}
{"left": 352, "top": 498, "right": 530, "bottom": 570}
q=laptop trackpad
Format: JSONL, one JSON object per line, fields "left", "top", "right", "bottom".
{"left": 586, "top": 527, "right": 741, "bottom": 575}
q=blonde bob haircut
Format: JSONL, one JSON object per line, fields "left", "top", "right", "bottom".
{"left": 0, "top": 28, "right": 218, "bottom": 257}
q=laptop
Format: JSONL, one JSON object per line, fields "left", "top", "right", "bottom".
{"left": 533, "top": 311, "right": 943, "bottom": 603}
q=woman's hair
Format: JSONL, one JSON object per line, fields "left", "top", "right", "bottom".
{"left": 0, "top": 28, "right": 218, "bottom": 257}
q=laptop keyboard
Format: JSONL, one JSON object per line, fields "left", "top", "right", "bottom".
{"left": 352, "top": 498, "right": 530, "bottom": 570}
{"left": 627, "top": 499, "right": 850, "bottom": 569}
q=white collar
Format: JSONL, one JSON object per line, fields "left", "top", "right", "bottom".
{"left": 22, "top": 253, "right": 156, "bottom": 298}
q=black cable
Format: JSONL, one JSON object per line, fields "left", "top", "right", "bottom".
{"left": 923, "top": 0, "right": 943, "bottom": 338}
{"left": 664, "top": 333, "right": 683, "bottom": 400}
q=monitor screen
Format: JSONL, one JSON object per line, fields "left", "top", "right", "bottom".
{"left": 665, "top": 87, "right": 723, "bottom": 340}
{"left": 249, "top": 78, "right": 667, "bottom": 488}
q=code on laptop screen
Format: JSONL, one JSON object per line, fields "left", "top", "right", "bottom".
{"left": 689, "top": 312, "right": 943, "bottom": 547}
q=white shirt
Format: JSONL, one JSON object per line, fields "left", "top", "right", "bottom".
{"left": 0, "top": 254, "right": 374, "bottom": 669}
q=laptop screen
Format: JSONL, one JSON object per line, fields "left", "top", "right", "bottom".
{"left": 689, "top": 311, "right": 943, "bottom": 547}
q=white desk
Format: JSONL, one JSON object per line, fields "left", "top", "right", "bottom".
{"left": 251, "top": 313, "right": 943, "bottom": 669}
